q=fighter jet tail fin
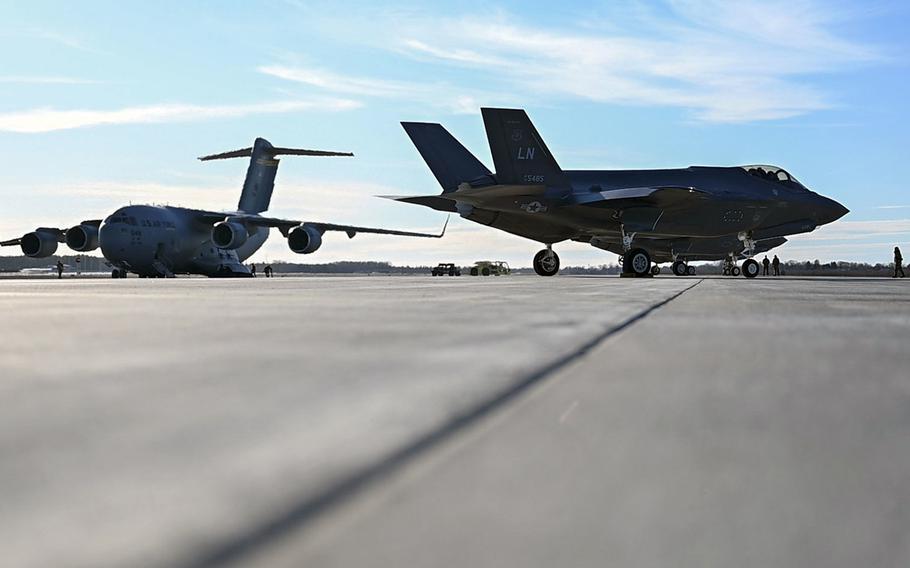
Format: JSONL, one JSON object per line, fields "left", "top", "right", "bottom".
{"left": 198, "top": 138, "right": 353, "bottom": 214}
{"left": 481, "top": 108, "right": 571, "bottom": 188}
{"left": 401, "top": 122, "right": 493, "bottom": 194}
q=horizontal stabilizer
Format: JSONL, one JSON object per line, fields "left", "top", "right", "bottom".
{"left": 379, "top": 195, "right": 458, "bottom": 213}
{"left": 198, "top": 147, "right": 352, "bottom": 161}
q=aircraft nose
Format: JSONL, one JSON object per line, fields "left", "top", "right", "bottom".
{"left": 816, "top": 196, "right": 849, "bottom": 225}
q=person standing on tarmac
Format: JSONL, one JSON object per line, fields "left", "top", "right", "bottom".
{"left": 250, "top": 264, "right": 257, "bottom": 277}
{"left": 772, "top": 255, "right": 781, "bottom": 276}
{"left": 56, "top": 260, "right": 64, "bottom": 279}
{"left": 264, "top": 265, "right": 273, "bottom": 278}
{"left": 762, "top": 255, "right": 770, "bottom": 276}
{"left": 895, "top": 247, "right": 906, "bottom": 278}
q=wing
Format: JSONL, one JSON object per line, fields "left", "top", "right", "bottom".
{"left": 574, "top": 185, "right": 710, "bottom": 207}
{"left": 196, "top": 212, "right": 448, "bottom": 239}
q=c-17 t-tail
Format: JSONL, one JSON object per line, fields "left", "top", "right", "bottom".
{"left": 389, "top": 108, "right": 848, "bottom": 278}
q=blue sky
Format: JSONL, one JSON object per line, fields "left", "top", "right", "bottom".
{"left": 1, "top": 0, "right": 908, "bottom": 265}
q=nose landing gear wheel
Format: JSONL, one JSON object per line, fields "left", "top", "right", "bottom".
{"left": 742, "top": 258, "right": 760, "bottom": 278}
{"left": 533, "top": 249, "right": 560, "bottom": 276}
{"left": 686, "top": 265, "right": 696, "bottom": 275}
{"left": 651, "top": 265, "right": 661, "bottom": 276}
{"left": 672, "top": 261, "right": 687, "bottom": 276}
{"left": 731, "top": 266, "right": 740, "bottom": 277}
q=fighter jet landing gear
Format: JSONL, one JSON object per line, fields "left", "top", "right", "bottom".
{"left": 111, "top": 268, "right": 128, "bottom": 279}
{"left": 621, "top": 248, "right": 652, "bottom": 277}
{"left": 671, "top": 260, "right": 695, "bottom": 276}
{"left": 742, "top": 258, "right": 760, "bottom": 279}
{"left": 533, "top": 247, "right": 560, "bottom": 276}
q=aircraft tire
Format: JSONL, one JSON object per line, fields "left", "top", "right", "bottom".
{"left": 470, "top": 267, "right": 478, "bottom": 276}
{"left": 482, "top": 267, "right": 491, "bottom": 276}
{"left": 627, "top": 248, "right": 651, "bottom": 276}
{"left": 111, "top": 269, "right": 119, "bottom": 279}
{"left": 651, "top": 265, "right": 661, "bottom": 275}
{"left": 742, "top": 259, "right": 760, "bottom": 279}
{"left": 533, "top": 249, "right": 560, "bottom": 276}
{"left": 686, "top": 265, "right": 696, "bottom": 276}
{"left": 731, "top": 266, "right": 741, "bottom": 276}
{"left": 672, "top": 260, "right": 687, "bottom": 276}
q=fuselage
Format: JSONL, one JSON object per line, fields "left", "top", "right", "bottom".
{"left": 99, "top": 205, "right": 268, "bottom": 277}
{"left": 456, "top": 165, "right": 847, "bottom": 262}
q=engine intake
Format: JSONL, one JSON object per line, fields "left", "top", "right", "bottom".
{"left": 212, "top": 221, "right": 249, "bottom": 249}
{"left": 65, "top": 224, "right": 100, "bottom": 252}
{"left": 288, "top": 224, "right": 323, "bottom": 254}
{"left": 20, "top": 230, "right": 59, "bottom": 258}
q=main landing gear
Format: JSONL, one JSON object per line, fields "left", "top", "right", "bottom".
{"left": 722, "top": 256, "right": 759, "bottom": 278}
{"left": 111, "top": 268, "right": 128, "bottom": 279}
{"left": 671, "top": 260, "right": 696, "bottom": 277}
{"left": 533, "top": 247, "right": 560, "bottom": 276}
{"left": 621, "top": 248, "right": 653, "bottom": 277}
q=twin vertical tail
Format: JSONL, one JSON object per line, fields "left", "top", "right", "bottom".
{"left": 400, "top": 123, "right": 493, "bottom": 193}
{"left": 480, "top": 108, "right": 570, "bottom": 188}
{"left": 198, "top": 138, "right": 353, "bottom": 214}
{"left": 401, "top": 108, "right": 569, "bottom": 196}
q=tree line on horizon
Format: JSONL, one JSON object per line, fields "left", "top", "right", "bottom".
{"left": 1, "top": 255, "right": 903, "bottom": 277}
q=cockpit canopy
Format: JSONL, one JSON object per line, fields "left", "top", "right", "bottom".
{"left": 740, "top": 165, "right": 809, "bottom": 192}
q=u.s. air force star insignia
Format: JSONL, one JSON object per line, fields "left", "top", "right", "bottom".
{"left": 521, "top": 201, "right": 547, "bottom": 214}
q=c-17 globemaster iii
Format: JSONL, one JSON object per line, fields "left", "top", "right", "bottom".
{"left": 2, "top": 138, "right": 444, "bottom": 278}
{"left": 389, "top": 108, "right": 848, "bottom": 278}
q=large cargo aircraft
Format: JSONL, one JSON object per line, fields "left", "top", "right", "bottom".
{"left": 390, "top": 108, "right": 848, "bottom": 278}
{"left": 2, "top": 138, "right": 443, "bottom": 278}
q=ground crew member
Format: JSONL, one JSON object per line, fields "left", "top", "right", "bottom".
{"left": 56, "top": 260, "right": 64, "bottom": 279}
{"left": 772, "top": 255, "right": 781, "bottom": 276}
{"left": 250, "top": 264, "right": 257, "bottom": 277}
{"left": 762, "top": 255, "right": 770, "bottom": 276}
{"left": 895, "top": 247, "right": 906, "bottom": 278}
{"left": 264, "top": 265, "right": 273, "bottom": 278}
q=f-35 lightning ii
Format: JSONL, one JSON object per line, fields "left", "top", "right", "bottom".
{"left": 389, "top": 108, "right": 848, "bottom": 278}
{"left": 2, "top": 138, "right": 444, "bottom": 278}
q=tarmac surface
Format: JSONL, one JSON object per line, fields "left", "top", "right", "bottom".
{"left": 1, "top": 275, "right": 908, "bottom": 567}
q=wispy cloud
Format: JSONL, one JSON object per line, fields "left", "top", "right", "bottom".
{"left": 874, "top": 205, "right": 910, "bottom": 210}
{"left": 357, "top": 1, "right": 883, "bottom": 122}
{"left": 793, "top": 219, "right": 910, "bottom": 241}
{"left": 0, "top": 99, "right": 361, "bottom": 133}
{"left": 259, "top": 64, "right": 511, "bottom": 115}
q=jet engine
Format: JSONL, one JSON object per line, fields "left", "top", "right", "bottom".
{"left": 212, "top": 221, "right": 249, "bottom": 250}
{"left": 20, "top": 230, "right": 59, "bottom": 258}
{"left": 65, "top": 224, "right": 100, "bottom": 252}
{"left": 288, "top": 224, "right": 323, "bottom": 254}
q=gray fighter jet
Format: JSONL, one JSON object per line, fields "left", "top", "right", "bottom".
{"left": 389, "top": 108, "right": 848, "bottom": 278}
{"left": 2, "top": 138, "right": 443, "bottom": 277}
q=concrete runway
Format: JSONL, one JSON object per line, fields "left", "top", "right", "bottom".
{"left": 0, "top": 275, "right": 908, "bottom": 567}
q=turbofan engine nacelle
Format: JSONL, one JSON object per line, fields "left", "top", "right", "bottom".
{"left": 20, "top": 230, "right": 59, "bottom": 258}
{"left": 65, "top": 224, "right": 100, "bottom": 252}
{"left": 288, "top": 224, "right": 323, "bottom": 254}
{"left": 212, "top": 221, "right": 249, "bottom": 250}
